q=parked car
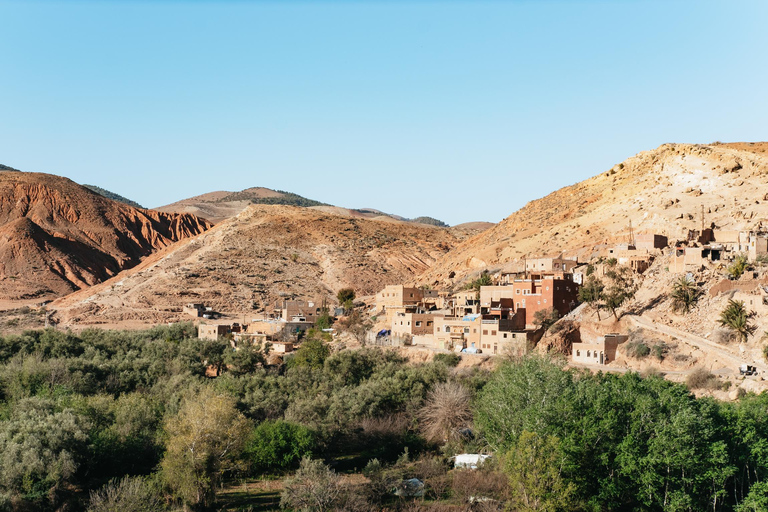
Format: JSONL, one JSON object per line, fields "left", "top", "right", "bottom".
{"left": 740, "top": 364, "right": 757, "bottom": 376}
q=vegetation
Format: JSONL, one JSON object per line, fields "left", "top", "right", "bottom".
{"left": 466, "top": 270, "right": 493, "bottom": 292}
{"left": 336, "top": 288, "right": 355, "bottom": 312}
{"left": 728, "top": 254, "right": 750, "bottom": 279}
{"left": 217, "top": 189, "right": 328, "bottom": 207}
{"left": 410, "top": 216, "right": 449, "bottom": 227}
{"left": 578, "top": 275, "right": 605, "bottom": 320}
{"left": 3, "top": 325, "right": 768, "bottom": 511}
{"left": 533, "top": 307, "right": 560, "bottom": 332}
{"left": 602, "top": 266, "right": 638, "bottom": 320}
{"left": 671, "top": 275, "right": 702, "bottom": 313}
{"left": 83, "top": 184, "right": 144, "bottom": 209}
{"left": 719, "top": 299, "right": 756, "bottom": 343}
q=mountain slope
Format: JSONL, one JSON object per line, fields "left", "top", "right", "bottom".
{"left": 0, "top": 171, "right": 212, "bottom": 300}
{"left": 419, "top": 142, "right": 768, "bottom": 285}
{"left": 51, "top": 204, "right": 461, "bottom": 327}
{"left": 155, "top": 187, "right": 326, "bottom": 223}
{"left": 83, "top": 184, "right": 144, "bottom": 209}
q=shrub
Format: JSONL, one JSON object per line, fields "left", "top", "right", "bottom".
{"left": 418, "top": 381, "right": 473, "bottom": 444}
{"left": 280, "top": 457, "right": 343, "bottom": 512}
{"left": 624, "top": 340, "right": 650, "bottom": 359}
{"left": 433, "top": 353, "right": 461, "bottom": 367}
{"left": 87, "top": 476, "right": 164, "bottom": 512}
{"left": 686, "top": 367, "right": 725, "bottom": 391}
{"left": 245, "top": 420, "right": 316, "bottom": 474}
{"left": 728, "top": 255, "right": 749, "bottom": 279}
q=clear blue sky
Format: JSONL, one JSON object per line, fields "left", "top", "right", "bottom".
{"left": 1, "top": 0, "right": 767, "bottom": 225}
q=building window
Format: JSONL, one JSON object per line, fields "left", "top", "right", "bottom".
{"left": 503, "top": 333, "right": 508, "bottom": 338}
{"left": 464, "top": 327, "right": 470, "bottom": 334}
{"left": 543, "top": 299, "right": 547, "bottom": 304}
{"left": 516, "top": 289, "right": 520, "bottom": 295}
{"left": 492, "top": 330, "right": 497, "bottom": 335}
{"left": 415, "top": 321, "right": 421, "bottom": 327}
{"left": 483, "top": 330, "right": 488, "bottom": 335}
{"left": 427, "top": 321, "right": 432, "bottom": 327}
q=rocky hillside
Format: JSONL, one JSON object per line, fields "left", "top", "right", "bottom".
{"left": 420, "top": 142, "right": 768, "bottom": 286}
{"left": 0, "top": 171, "right": 212, "bottom": 301}
{"left": 51, "top": 204, "right": 462, "bottom": 327}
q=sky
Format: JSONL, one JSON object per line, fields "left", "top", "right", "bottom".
{"left": 1, "top": 0, "right": 767, "bottom": 226}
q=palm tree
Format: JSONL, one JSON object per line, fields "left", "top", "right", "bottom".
{"left": 719, "top": 299, "right": 755, "bottom": 343}
{"left": 671, "top": 276, "right": 702, "bottom": 313}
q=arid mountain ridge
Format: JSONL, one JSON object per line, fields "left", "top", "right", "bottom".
{"left": 0, "top": 170, "right": 212, "bottom": 302}
{"left": 3, "top": 141, "right": 768, "bottom": 327}
{"left": 51, "top": 204, "right": 464, "bottom": 326}
{"left": 419, "top": 141, "right": 768, "bottom": 286}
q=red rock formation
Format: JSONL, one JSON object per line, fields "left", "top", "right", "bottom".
{"left": 0, "top": 171, "right": 212, "bottom": 300}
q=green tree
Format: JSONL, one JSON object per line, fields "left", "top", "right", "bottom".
{"left": 314, "top": 308, "right": 334, "bottom": 330}
{"left": 671, "top": 276, "right": 702, "bottom": 313}
{"left": 223, "top": 338, "right": 268, "bottom": 376}
{"left": 336, "top": 288, "right": 355, "bottom": 313}
{"left": 505, "top": 431, "right": 577, "bottom": 512}
{"left": 719, "top": 299, "right": 755, "bottom": 343}
{"left": 467, "top": 270, "right": 493, "bottom": 292}
{"left": 245, "top": 420, "right": 316, "bottom": 473}
{"left": 0, "top": 398, "right": 89, "bottom": 504}
{"left": 160, "top": 387, "right": 251, "bottom": 509}
{"left": 729, "top": 254, "right": 750, "bottom": 280}
{"left": 287, "top": 330, "right": 331, "bottom": 369}
{"left": 578, "top": 275, "right": 605, "bottom": 320}
{"left": 602, "top": 266, "right": 637, "bottom": 320}
{"left": 533, "top": 308, "right": 560, "bottom": 332}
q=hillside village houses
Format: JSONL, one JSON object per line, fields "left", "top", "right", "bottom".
{"left": 376, "top": 258, "right": 583, "bottom": 356}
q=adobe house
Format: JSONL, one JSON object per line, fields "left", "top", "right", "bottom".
{"left": 525, "top": 256, "right": 579, "bottom": 273}
{"left": 391, "top": 312, "right": 440, "bottom": 338}
{"left": 479, "top": 329, "right": 530, "bottom": 357}
{"left": 433, "top": 314, "right": 483, "bottom": 351}
{"left": 375, "top": 285, "right": 424, "bottom": 311}
{"left": 506, "top": 274, "right": 580, "bottom": 328}
{"left": 452, "top": 290, "right": 480, "bottom": 316}
{"left": 634, "top": 234, "right": 668, "bottom": 251}
{"left": 276, "top": 300, "right": 320, "bottom": 323}
{"left": 670, "top": 245, "right": 724, "bottom": 273}
{"left": 573, "top": 333, "right": 628, "bottom": 365}
{"left": 198, "top": 323, "right": 230, "bottom": 341}
{"left": 183, "top": 303, "right": 206, "bottom": 317}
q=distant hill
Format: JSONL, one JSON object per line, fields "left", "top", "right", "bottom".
{"left": 156, "top": 187, "right": 326, "bottom": 223}
{"left": 411, "top": 216, "right": 449, "bottom": 227}
{"left": 0, "top": 164, "right": 20, "bottom": 172}
{"left": 83, "top": 184, "right": 144, "bottom": 209}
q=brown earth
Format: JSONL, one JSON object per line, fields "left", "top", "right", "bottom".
{"left": 50, "top": 204, "right": 462, "bottom": 327}
{"left": 419, "top": 142, "right": 768, "bottom": 287}
{"left": 0, "top": 171, "right": 211, "bottom": 301}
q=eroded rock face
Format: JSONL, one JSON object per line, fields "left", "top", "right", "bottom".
{"left": 0, "top": 171, "right": 212, "bottom": 300}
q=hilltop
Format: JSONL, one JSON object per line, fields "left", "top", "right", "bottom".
{"left": 0, "top": 171, "right": 212, "bottom": 302}
{"left": 157, "top": 186, "right": 459, "bottom": 228}
{"left": 420, "top": 142, "right": 768, "bottom": 286}
{"left": 155, "top": 187, "right": 327, "bottom": 223}
{"left": 51, "top": 204, "right": 462, "bottom": 327}
{"left": 82, "top": 184, "right": 144, "bottom": 209}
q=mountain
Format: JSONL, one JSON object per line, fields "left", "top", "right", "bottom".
{"left": 50, "top": 204, "right": 463, "bottom": 327}
{"left": 83, "top": 184, "right": 144, "bottom": 209}
{"left": 419, "top": 142, "right": 768, "bottom": 286}
{"left": 157, "top": 186, "right": 455, "bottom": 227}
{"left": 0, "top": 164, "right": 20, "bottom": 172}
{"left": 0, "top": 171, "right": 212, "bottom": 301}
{"left": 155, "top": 187, "right": 326, "bottom": 223}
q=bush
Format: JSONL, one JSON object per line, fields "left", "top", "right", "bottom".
{"left": 280, "top": 458, "right": 343, "bottom": 511}
{"left": 87, "top": 476, "right": 164, "bottom": 512}
{"left": 433, "top": 353, "right": 461, "bottom": 367}
{"left": 624, "top": 340, "right": 650, "bottom": 359}
{"left": 245, "top": 420, "right": 316, "bottom": 474}
{"left": 686, "top": 367, "right": 725, "bottom": 391}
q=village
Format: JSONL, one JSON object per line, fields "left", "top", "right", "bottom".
{"left": 191, "top": 227, "right": 768, "bottom": 379}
